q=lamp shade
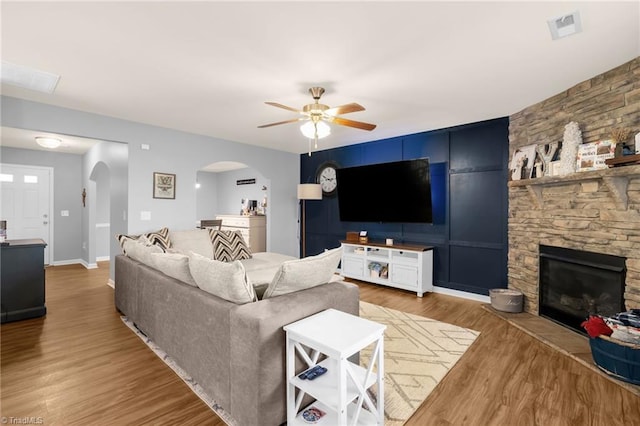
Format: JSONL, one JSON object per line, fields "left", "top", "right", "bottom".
{"left": 300, "top": 120, "right": 331, "bottom": 139}
{"left": 297, "top": 184, "right": 322, "bottom": 200}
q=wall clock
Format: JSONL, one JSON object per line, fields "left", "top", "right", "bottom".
{"left": 316, "top": 161, "right": 340, "bottom": 197}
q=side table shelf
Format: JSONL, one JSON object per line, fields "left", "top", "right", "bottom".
{"left": 284, "top": 309, "right": 386, "bottom": 425}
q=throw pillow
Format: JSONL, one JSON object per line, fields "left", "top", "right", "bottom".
{"left": 148, "top": 252, "right": 197, "bottom": 287}
{"left": 122, "top": 237, "right": 163, "bottom": 265}
{"left": 209, "top": 230, "right": 252, "bottom": 262}
{"left": 169, "top": 229, "right": 214, "bottom": 258}
{"left": 116, "top": 227, "right": 171, "bottom": 253}
{"left": 188, "top": 251, "right": 256, "bottom": 304}
{"left": 263, "top": 247, "right": 342, "bottom": 299}
{"left": 145, "top": 227, "right": 171, "bottom": 251}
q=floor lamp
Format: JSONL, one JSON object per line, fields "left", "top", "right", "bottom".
{"left": 297, "top": 184, "right": 322, "bottom": 258}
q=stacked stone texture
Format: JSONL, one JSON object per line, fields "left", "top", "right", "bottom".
{"left": 508, "top": 57, "right": 640, "bottom": 314}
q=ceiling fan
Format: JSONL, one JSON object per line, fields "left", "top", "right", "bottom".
{"left": 258, "top": 87, "right": 376, "bottom": 155}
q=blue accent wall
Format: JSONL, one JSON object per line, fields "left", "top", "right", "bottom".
{"left": 300, "top": 117, "right": 509, "bottom": 296}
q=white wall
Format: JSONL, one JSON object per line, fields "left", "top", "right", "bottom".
{"left": 196, "top": 170, "right": 218, "bottom": 222}
{"left": 216, "top": 169, "right": 269, "bottom": 216}
{"left": 92, "top": 161, "right": 111, "bottom": 260}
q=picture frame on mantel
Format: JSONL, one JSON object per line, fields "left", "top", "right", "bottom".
{"left": 153, "top": 172, "right": 176, "bottom": 199}
{"left": 576, "top": 140, "right": 616, "bottom": 172}
{"left": 509, "top": 144, "right": 537, "bottom": 180}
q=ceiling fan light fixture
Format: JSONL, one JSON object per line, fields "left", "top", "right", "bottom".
{"left": 35, "top": 136, "right": 62, "bottom": 149}
{"left": 300, "top": 120, "right": 331, "bottom": 139}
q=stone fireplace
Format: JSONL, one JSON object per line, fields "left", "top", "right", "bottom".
{"left": 507, "top": 58, "right": 640, "bottom": 324}
{"left": 508, "top": 167, "right": 640, "bottom": 318}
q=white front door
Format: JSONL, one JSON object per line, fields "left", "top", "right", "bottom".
{"left": 1, "top": 164, "right": 52, "bottom": 264}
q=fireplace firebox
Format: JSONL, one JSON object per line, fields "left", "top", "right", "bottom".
{"left": 539, "top": 245, "right": 625, "bottom": 334}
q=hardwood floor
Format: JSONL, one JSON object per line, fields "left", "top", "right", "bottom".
{"left": 2, "top": 264, "right": 638, "bottom": 425}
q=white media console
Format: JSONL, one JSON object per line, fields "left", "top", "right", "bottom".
{"left": 340, "top": 241, "right": 434, "bottom": 297}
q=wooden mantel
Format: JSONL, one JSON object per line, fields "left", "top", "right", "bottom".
{"left": 508, "top": 164, "right": 640, "bottom": 210}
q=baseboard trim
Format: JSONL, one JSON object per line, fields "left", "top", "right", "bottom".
{"left": 84, "top": 262, "right": 98, "bottom": 269}
{"left": 96, "top": 256, "right": 110, "bottom": 262}
{"left": 433, "top": 286, "right": 490, "bottom": 303}
{"left": 50, "top": 259, "right": 100, "bottom": 269}
{"left": 50, "top": 259, "right": 83, "bottom": 267}
{"left": 107, "top": 279, "right": 115, "bottom": 289}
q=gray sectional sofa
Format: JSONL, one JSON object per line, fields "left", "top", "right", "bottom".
{"left": 114, "top": 229, "right": 359, "bottom": 426}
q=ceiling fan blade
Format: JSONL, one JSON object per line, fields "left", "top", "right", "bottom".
{"left": 265, "top": 101, "right": 304, "bottom": 114}
{"left": 324, "top": 103, "right": 365, "bottom": 116}
{"left": 330, "top": 116, "right": 377, "bottom": 131}
{"left": 257, "top": 118, "right": 306, "bottom": 128}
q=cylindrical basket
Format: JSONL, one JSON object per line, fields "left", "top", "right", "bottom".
{"left": 489, "top": 289, "right": 524, "bottom": 313}
{"left": 589, "top": 335, "right": 640, "bottom": 385}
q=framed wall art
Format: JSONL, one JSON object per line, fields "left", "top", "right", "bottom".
{"left": 153, "top": 172, "right": 176, "bottom": 199}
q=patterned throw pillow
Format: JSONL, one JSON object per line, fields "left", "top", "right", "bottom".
{"left": 116, "top": 227, "right": 171, "bottom": 253}
{"left": 145, "top": 227, "right": 171, "bottom": 251}
{"left": 209, "top": 230, "right": 252, "bottom": 262}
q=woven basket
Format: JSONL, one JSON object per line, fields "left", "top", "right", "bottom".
{"left": 589, "top": 335, "right": 640, "bottom": 385}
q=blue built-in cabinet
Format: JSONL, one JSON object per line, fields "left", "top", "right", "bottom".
{"left": 300, "top": 117, "right": 509, "bottom": 296}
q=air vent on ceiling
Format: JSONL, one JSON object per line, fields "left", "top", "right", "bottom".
{"left": 1, "top": 61, "right": 60, "bottom": 94}
{"left": 547, "top": 10, "right": 582, "bottom": 40}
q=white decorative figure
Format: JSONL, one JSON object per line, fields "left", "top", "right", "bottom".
{"left": 536, "top": 142, "right": 558, "bottom": 177}
{"left": 534, "top": 159, "right": 543, "bottom": 178}
{"left": 558, "top": 122, "right": 582, "bottom": 176}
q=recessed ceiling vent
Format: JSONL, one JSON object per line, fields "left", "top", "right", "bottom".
{"left": 1, "top": 61, "right": 60, "bottom": 94}
{"left": 548, "top": 10, "right": 582, "bottom": 40}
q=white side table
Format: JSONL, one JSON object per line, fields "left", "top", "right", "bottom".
{"left": 283, "top": 308, "right": 386, "bottom": 425}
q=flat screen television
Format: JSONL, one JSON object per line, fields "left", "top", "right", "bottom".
{"left": 336, "top": 158, "right": 432, "bottom": 223}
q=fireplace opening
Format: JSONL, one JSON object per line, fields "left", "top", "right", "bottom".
{"left": 539, "top": 245, "right": 625, "bottom": 334}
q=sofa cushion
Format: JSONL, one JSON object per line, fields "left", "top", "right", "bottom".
{"left": 169, "top": 229, "right": 213, "bottom": 258}
{"left": 240, "top": 252, "right": 297, "bottom": 299}
{"left": 209, "top": 230, "right": 252, "bottom": 262}
{"left": 148, "top": 252, "right": 197, "bottom": 287}
{"left": 122, "top": 236, "right": 164, "bottom": 264}
{"left": 263, "top": 247, "right": 342, "bottom": 299}
{"left": 116, "top": 227, "right": 170, "bottom": 253}
{"left": 188, "top": 252, "right": 257, "bottom": 304}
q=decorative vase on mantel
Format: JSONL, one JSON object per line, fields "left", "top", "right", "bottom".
{"left": 558, "top": 121, "right": 582, "bottom": 176}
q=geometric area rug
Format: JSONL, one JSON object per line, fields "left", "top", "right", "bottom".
{"left": 359, "top": 301, "right": 480, "bottom": 425}
{"left": 121, "top": 302, "right": 479, "bottom": 426}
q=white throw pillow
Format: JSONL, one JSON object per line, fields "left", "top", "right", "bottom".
{"left": 263, "top": 247, "right": 342, "bottom": 299}
{"left": 123, "top": 237, "right": 163, "bottom": 265}
{"left": 169, "top": 229, "right": 214, "bottom": 258}
{"left": 188, "top": 252, "right": 256, "bottom": 304}
{"left": 149, "top": 252, "right": 197, "bottom": 287}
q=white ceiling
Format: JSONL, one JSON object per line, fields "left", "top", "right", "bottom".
{"left": 1, "top": 1, "right": 638, "bottom": 155}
